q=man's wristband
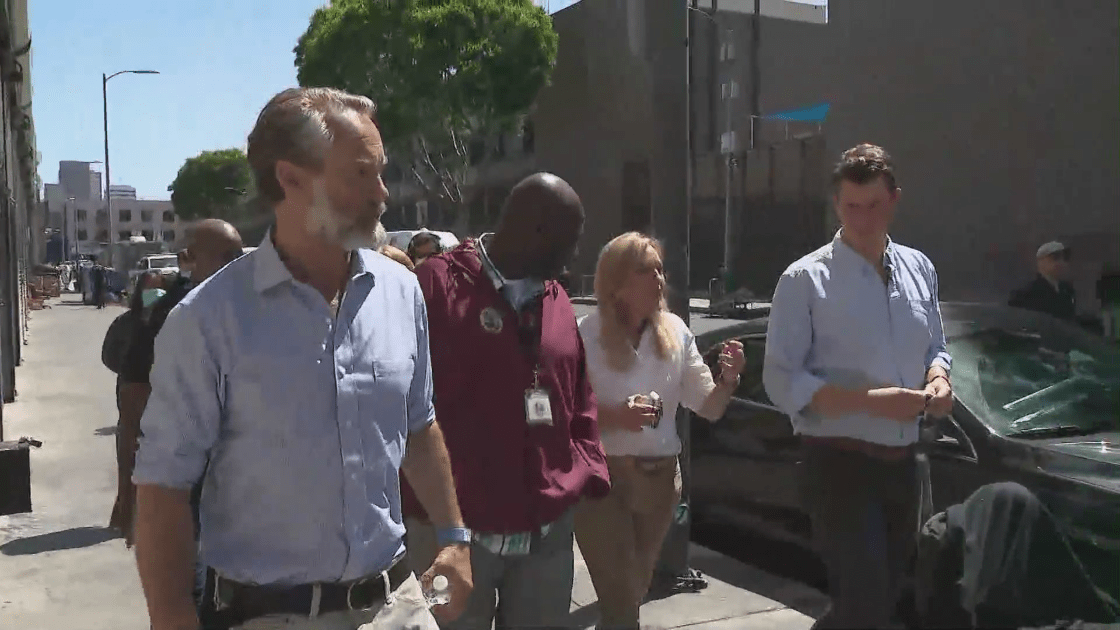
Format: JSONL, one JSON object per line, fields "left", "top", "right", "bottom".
{"left": 435, "top": 526, "right": 472, "bottom": 548}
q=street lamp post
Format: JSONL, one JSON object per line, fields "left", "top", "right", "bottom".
{"left": 688, "top": 5, "right": 737, "bottom": 292}
{"left": 103, "top": 69, "right": 159, "bottom": 266}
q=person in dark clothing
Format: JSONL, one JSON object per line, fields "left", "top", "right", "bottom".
{"left": 116, "top": 219, "right": 242, "bottom": 623}
{"left": 915, "top": 482, "right": 1119, "bottom": 629}
{"left": 1009, "top": 241, "right": 1077, "bottom": 320}
{"left": 1097, "top": 266, "right": 1120, "bottom": 339}
{"left": 92, "top": 264, "right": 107, "bottom": 309}
{"left": 107, "top": 271, "right": 166, "bottom": 535}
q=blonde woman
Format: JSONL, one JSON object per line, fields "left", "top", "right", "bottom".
{"left": 576, "top": 232, "right": 745, "bottom": 629}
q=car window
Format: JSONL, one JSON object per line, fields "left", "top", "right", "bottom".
{"left": 705, "top": 336, "right": 774, "bottom": 406}
{"left": 947, "top": 319, "right": 1120, "bottom": 438}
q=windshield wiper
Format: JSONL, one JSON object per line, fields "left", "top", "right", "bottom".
{"left": 1008, "top": 422, "right": 1114, "bottom": 439}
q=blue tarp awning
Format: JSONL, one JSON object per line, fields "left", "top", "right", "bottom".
{"left": 762, "top": 102, "right": 830, "bottom": 123}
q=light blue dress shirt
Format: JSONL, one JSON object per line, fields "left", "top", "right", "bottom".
{"left": 763, "top": 231, "right": 951, "bottom": 447}
{"left": 133, "top": 236, "right": 435, "bottom": 585}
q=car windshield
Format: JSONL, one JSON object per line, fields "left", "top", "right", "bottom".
{"left": 147, "top": 256, "right": 177, "bottom": 269}
{"left": 945, "top": 305, "right": 1120, "bottom": 439}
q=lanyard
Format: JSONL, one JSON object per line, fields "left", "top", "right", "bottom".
{"left": 515, "top": 298, "right": 545, "bottom": 380}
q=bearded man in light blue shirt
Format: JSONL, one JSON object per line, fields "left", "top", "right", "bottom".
{"left": 763, "top": 144, "right": 952, "bottom": 629}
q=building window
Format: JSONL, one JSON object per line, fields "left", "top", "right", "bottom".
{"left": 76, "top": 229, "right": 88, "bottom": 241}
{"left": 469, "top": 138, "right": 486, "bottom": 165}
{"left": 384, "top": 162, "right": 404, "bottom": 184}
{"left": 118, "top": 230, "right": 131, "bottom": 241}
{"left": 141, "top": 230, "right": 154, "bottom": 241}
{"left": 140, "top": 210, "right": 152, "bottom": 222}
{"left": 95, "top": 229, "right": 109, "bottom": 242}
{"left": 119, "top": 209, "right": 132, "bottom": 222}
{"left": 76, "top": 209, "right": 87, "bottom": 222}
{"left": 163, "top": 229, "right": 176, "bottom": 242}
{"left": 522, "top": 120, "right": 535, "bottom": 154}
{"left": 163, "top": 210, "right": 176, "bottom": 222}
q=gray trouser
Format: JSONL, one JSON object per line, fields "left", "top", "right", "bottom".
{"left": 802, "top": 442, "right": 921, "bottom": 630}
{"left": 406, "top": 511, "right": 576, "bottom": 630}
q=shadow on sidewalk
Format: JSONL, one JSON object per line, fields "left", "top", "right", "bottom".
{"left": 0, "top": 526, "right": 119, "bottom": 556}
{"left": 94, "top": 425, "right": 117, "bottom": 436}
{"left": 567, "top": 601, "right": 600, "bottom": 629}
{"left": 688, "top": 546, "right": 828, "bottom": 619}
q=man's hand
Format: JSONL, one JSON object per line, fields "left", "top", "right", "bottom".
{"left": 717, "top": 340, "right": 746, "bottom": 385}
{"left": 421, "top": 543, "right": 473, "bottom": 622}
{"left": 924, "top": 376, "right": 952, "bottom": 418}
{"left": 867, "top": 387, "right": 929, "bottom": 422}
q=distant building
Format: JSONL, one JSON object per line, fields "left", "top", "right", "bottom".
{"left": 43, "top": 162, "right": 190, "bottom": 259}
{"left": 529, "top": 0, "right": 1119, "bottom": 305}
{"left": 109, "top": 184, "right": 136, "bottom": 199}
{"left": 57, "top": 160, "right": 101, "bottom": 202}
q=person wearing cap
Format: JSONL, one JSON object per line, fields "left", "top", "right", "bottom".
{"left": 1008, "top": 241, "right": 1077, "bottom": 321}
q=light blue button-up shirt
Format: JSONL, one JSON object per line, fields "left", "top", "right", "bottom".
{"left": 133, "top": 236, "right": 435, "bottom": 585}
{"left": 763, "top": 231, "right": 951, "bottom": 447}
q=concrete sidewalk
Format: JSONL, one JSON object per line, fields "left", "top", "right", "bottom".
{"left": 0, "top": 299, "right": 823, "bottom": 629}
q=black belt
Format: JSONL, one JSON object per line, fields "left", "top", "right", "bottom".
{"left": 204, "top": 558, "right": 412, "bottom": 627}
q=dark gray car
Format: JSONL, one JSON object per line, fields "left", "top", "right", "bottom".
{"left": 688, "top": 303, "right": 1120, "bottom": 600}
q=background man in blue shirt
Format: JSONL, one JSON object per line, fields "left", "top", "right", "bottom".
{"left": 764, "top": 144, "right": 952, "bottom": 629}
{"left": 132, "top": 87, "right": 471, "bottom": 630}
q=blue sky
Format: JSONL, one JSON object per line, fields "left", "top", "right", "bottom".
{"left": 30, "top": 0, "right": 578, "bottom": 200}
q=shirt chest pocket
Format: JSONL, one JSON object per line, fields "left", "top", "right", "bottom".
{"left": 893, "top": 298, "right": 933, "bottom": 355}
{"left": 353, "top": 357, "right": 416, "bottom": 419}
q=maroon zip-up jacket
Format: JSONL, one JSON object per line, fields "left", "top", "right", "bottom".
{"left": 401, "top": 240, "right": 610, "bottom": 533}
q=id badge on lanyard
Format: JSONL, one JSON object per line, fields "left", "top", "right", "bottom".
{"left": 525, "top": 368, "right": 553, "bottom": 427}
{"left": 518, "top": 304, "right": 553, "bottom": 427}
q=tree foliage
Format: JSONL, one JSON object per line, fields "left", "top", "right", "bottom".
{"left": 294, "top": 0, "right": 558, "bottom": 205}
{"left": 167, "top": 148, "right": 253, "bottom": 221}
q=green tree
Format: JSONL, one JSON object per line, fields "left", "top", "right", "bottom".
{"left": 294, "top": 0, "right": 558, "bottom": 211}
{"left": 167, "top": 148, "right": 253, "bottom": 221}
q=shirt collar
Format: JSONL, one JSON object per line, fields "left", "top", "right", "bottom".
{"left": 476, "top": 233, "right": 505, "bottom": 293}
{"left": 476, "top": 232, "right": 545, "bottom": 312}
{"left": 252, "top": 230, "right": 375, "bottom": 294}
{"left": 832, "top": 228, "right": 897, "bottom": 272}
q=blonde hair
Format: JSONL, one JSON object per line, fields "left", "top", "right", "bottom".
{"left": 594, "top": 232, "right": 680, "bottom": 372}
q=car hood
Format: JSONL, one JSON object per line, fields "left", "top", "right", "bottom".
{"left": 1035, "top": 432, "right": 1120, "bottom": 492}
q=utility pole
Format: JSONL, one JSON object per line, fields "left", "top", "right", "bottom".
{"left": 649, "top": 0, "right": 693, "bottom": 581}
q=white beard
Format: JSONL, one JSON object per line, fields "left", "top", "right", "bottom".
{"left": 306, "top": 180, "right": 387, "bottom": 251}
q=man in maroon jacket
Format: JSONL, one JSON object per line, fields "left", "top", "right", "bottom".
{"left": 402, "top": 173, "right": 609, "bottom": 629}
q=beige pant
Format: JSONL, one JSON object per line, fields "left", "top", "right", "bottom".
{"left": 574, "top": 455, "right": 681, "bottom": 629}
{"left": 233, "top": 574, "right": 438, "bottom": 630}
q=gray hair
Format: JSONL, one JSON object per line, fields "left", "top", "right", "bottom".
{"left": 247, "top": 87, "right": 377, "bottom": 205}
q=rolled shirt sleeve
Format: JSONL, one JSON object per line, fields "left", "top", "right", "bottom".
{"left": 132, "top": 304, "right": 221, "bottom": 491}
{"left": 763, "top": 269, "right": 827, "bottom": 417}
{"left": 924, "top": 266, "right": 952, "bottom": 375}
{"left": 408, "top": 282, "right": 437, "bottom": 433}
{"left": 679, "top": 328, "right": 716, "bottom": 413}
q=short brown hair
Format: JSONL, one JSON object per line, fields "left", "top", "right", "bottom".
{"left": 832, "top": 143, "right": 897, "bottom": 190}
{"left": 247, "top": 87, "right": 377, "bottom": 205}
